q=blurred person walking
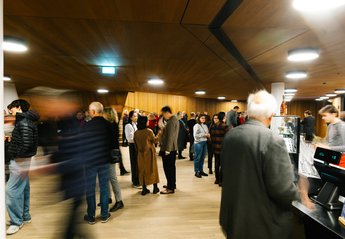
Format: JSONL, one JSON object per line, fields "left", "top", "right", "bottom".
{"left": 220, "top": 91, "right": 300, "bottom": 239}
{"left": 193, "top": 114, "right": 210, "bottom": 178}
{"left": 226, "top": 106, "right": 239, "bottom": 128}
{"left": 125, "top": 110, "right": 140, "bottom": 187}
{"left": 6, "top": 99, "right": 39, "bottom": 235}
{"left": 159, "top": 106, "right": 179, "bottom": 194}
{"left": 122, "top": 110, "right": 129, "bottom": 146}
{"left": 301, "top": 110, "right": 315, "bottom": 142}
{"left": 134, "top": 116, "right": 160, "bottom": 195}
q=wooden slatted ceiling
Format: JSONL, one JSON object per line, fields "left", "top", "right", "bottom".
{"left": 222, "top": 0, "right": 345, "bottom": 99}
{"left": 4, "top": 0, "right": 256, "bottom": 100}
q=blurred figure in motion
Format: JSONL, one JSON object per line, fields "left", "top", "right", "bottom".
{"left": 122, "top": 110, "right": 129, "bottom": 146}
{"left": 4, "top": 110, "right": 15, "bottom": 182}
{"left": 6, "top": 99, "right": 39, "bottom": 235}
{"left": 103, "top": 107, "right": 125, "bottom": 212}
{"left": 134, "top": 116, "right": 160, "bottom": 195}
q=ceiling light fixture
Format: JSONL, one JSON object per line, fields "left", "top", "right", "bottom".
{"left": 288, "top": 48, "right": 320, "bottom": 62}
{"left": 3, "top": 36, "right": 28, "bottom": 53}
{"left": 315, "top": 98, "right": 323, "bottom": 101}
{"left": 101, "top": 66, "right": 116, "bottom": 75}
{"left": 3, "top": 76, "right": 11, "bottom": 81}
{"left": 293, "top": 0, "right": 345, "bottom": 12}
{"left": 148, "top": 79, "right": 164, "bottom": 85}
{"left": 97, "top": 89, "right": 109, "bottom": 94}
{"left": 320, "top": 96, "right": 329, "bottom": 99}
{"left": 284, "top": 93, "right": 295, "bottom": 96}
{"left": 334, "top": 89, "right": 345, "bottom": 94}
{"left": 285, "top": 71, "right": 308, "bottom": 79}
{"left": 284, "top": 88, "right": 298, "bottom": 93}
{"left": 195, "top": 90, "right": 206, "bottom": 95}
{"left": 217, "top": 96, "right": 226, "bottom": 100}
{"left": 231, "top": 100, "right": 238, "bottom": 103}
{"left": 325, "top": 93, "right": 337, "bottom": 97}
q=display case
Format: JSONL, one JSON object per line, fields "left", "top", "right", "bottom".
{"left": 270, "top": 116, "right": 301, "bottom": 155}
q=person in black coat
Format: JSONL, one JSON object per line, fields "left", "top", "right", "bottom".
{"left": 177, "top": 111, "right": 188, "bottom": 159}
{"left": 82, "top": 102, "right": 112, "bottom": 224}
{"left": 301, "top": 110, "right": 315, "bottom": 142}
{"left": 187, "top": 112, "right": 197, "bottom": 161}
{"left": 6, "top": 99, "right": 39, "bottom": 235}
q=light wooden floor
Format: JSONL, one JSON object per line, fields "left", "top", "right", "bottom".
{"left": 6, "top": 145, "right": 225, "bottom": 239}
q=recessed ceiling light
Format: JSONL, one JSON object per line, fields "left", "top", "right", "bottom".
{"left": 285, "top": 71, "right": 307, "bottom": 79}
{"left": 231, "top": 100, "right": 238, "bottom": 103}
{"left": 334, "top": 89, "right": 345, "bottom": 94}
{"left": 97, "top": 89, "right": 109, "bottom": 94}
{"left": 284, "top": 88, "right": 298, "bottom": 93}
{"left": 284, "top": 93, "right": 295, "bottom": 96}
{"left": 320, "top": 96, "right": 329, "bottom": 99}
{"left": 288, "top": 48, "right": 320, "bottom": 62}
{"left": 325, "top": 93, "right": 337, "bottom": 97}
{"left": 293, "top": 0, "right": 345, "bottom": 12}
{"left": 285, "top": 99, "right": 292, "bottom": 102}
{"left": 195, "top": 90, "right": 206, "bottom": 95}
{"left": 101, "top": 66, "right": 116, "bottom": 75}
{"left": 148, "top": 79, "right": 164, "bottom": 85}
{"left": 3, "top": 36, "right": 28, "bottom": 53}
{"left": 315, "top": 98, "right": 323, "bottom": 101}
{"left": 217, "top": 96, "right": 226, "bottom": 100}
{"left": 3, "top": 76, "right": 11, "bottom": 81}
{"left": 284, "top": 95, "right": 294, "bottom": 100}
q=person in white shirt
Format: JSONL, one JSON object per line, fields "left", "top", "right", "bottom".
{"left": 193, "top": 114, "right": 210, "bottom": 178}
{"left": 125, "top": 111, "right": 139, "bottom": 187}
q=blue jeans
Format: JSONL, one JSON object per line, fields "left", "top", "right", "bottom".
{"left": 86, "top": 164, "right": 110, "bottom": 218}
{"left": 6, "top": 159, "right": 31, "bottom": 226}
{"left": 194, "top": 141, "right": 207, "bottom": 173}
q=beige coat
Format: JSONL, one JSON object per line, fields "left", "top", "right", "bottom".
{"left": 134, "top": 128, "right": 159, "bottom": 186}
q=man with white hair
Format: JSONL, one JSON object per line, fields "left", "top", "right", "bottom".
{"left": 83, "top": 102, "right": 112, "bottom": 224}
{"left": 220, "top": 90, "right": 300, "bottom": 239}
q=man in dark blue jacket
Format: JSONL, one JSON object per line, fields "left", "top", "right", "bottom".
{"left": 6, "top": 99, "right": 39, "bottom": 235}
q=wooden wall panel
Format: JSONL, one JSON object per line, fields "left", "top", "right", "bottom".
{"left": 124, "top": 91, "right": 246, "bottom": 116}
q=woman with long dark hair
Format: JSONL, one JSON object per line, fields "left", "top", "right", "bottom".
{"left": 193, "top": 114, "right": 210, "bottom": 178}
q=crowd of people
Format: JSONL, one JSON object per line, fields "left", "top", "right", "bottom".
{"left": 4, "top": 90, "right": 345, "bottom": 239}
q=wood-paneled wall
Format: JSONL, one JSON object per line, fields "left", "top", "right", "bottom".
{"left": 124, "top": 91, "right": 246, "bottom": 116}
{"left": 20, "top": 91, "right": 128, "bottom": 120}
{"left": 287, "top": 100, "right": 331, "bottom": 138}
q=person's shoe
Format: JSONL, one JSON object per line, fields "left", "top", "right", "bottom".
{"left": 209, "top": 169, "right": 213, "bottom": 174}
{"left": 160, "top": 189, "right": 175, "bottom": 195}
{"left": 132, "top": 184, "right": 142, "bottom": 189}
{"left": 200, "top": 171, "right": 208, "bottom": 177}
{"left": 153, "top": 187, "right": 160, "bottom": 194}
{"left": 6, "top": 224, "right": 23, "bottom": 235}
{"left": 178, "top": 156, "right": 186, "bottom": 159}
{"left": 98, "top": 198, "right": 112, "bottom": 206}
{"left": 83, "top": 215, "right": 96, "bottom": 225}
{"left": 141, "top": 188, "right": 150, "bottom": 196}
{"left": 110, "top": 201, "right": 124, "bottom": 212}
{"left": 195, "top": 172, "right": 202, "bottom": 178}
{"left": 120, "top": 170, "right": 129, "bottom": 176}
{"left": 214, "top": 180, "right": 219, "bottom": 184}
{"left": 101, "top": 213, "right": 111, "bottom": 223}
{"left": 219, "top": 183, "right": 222, "bottom": 187}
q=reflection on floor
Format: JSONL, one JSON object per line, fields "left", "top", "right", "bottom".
{"left": 6, "top": 145, "right": 224, "bottom": 239}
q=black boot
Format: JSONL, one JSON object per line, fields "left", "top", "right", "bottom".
{"left": 141, "top": 186, "right": 150, "bottom": 196}
{"left": 153, "top": 184, "right": 160, "bottom": 194}
{"left": 109, "top": 200, "right": 124, "bottom": 212}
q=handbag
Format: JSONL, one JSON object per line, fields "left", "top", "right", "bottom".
{"left": 110, "top": 149, "right": 122, "bottom": 164}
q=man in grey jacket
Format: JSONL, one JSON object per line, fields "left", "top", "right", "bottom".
{"left": 225, "top": 106, "right": 239, "bottom": 128}
{"left": 159, "top": 106, "right": 179, "bottom": 194}
{"left": 220, "top": 90, "right": 300, "bottom": 239}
